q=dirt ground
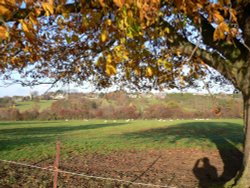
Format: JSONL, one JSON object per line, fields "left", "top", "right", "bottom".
{"left": 0, "top": 148, "right": 242, "bottom": 188}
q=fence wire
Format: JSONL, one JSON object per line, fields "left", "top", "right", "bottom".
{"left": 0, "top": 159, "right": 176, "bottom": 188}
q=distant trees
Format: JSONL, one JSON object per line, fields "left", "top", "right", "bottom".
{"left": 0, "top": 92, "right": 243, "bottom": 121}
{"left": 0, "top": 97, "right": 14, "bottom": 108}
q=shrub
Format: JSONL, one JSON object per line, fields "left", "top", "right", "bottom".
{"left": 143, "top": 104, "right": 181, "bottom": 119}
{"left": 21, "top": 109, "right": 40, "bottom": 120}
{"left": 113, "top": 104, "right": 140, "bottom": 119}
{"left": 0, "top": 108, "right": 21, "bottom": 121}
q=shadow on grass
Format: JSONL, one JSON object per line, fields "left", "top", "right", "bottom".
{"left": 0, "top": 122, "right": 128, "bottom": 151}
{"left": 0, "top": 123, "right": 128, "bottom": 136}
{"left": 0, "top": 136, "right": 54, "bottom": 152}
{"left": 123, "top": 121, "right": 243, "bottom": 187}
{"left": 0, "top": 121, "right": 60, "bottom": 126}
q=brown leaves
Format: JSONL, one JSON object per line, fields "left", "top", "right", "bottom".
{"left": 29, "top": 13, "right": 38, "bottom": 26}
{"left": 113, "top": 0, "right": 125, "bottom": 8}
{"left": 0, "top": 0, "right": 17, "bottom": 20}
{"left": 0, "top": 26, "right": 8, "bottom": 40}
{"left": 0, "top": 0, "right": 241, "bottom": 89}
{"left": 19, "top": 19, "right": 36, "bottom": 43}
{"left": 213, "top": 21, "right": 237, "bottom": 41}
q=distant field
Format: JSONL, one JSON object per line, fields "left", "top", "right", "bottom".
{"left": 0, "top": 119, "right": 243, "bottom": 162}
{"left": 15, "top": 100, "right": 55, "bottom": 112}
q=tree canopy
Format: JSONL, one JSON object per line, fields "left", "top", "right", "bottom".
{"left": 0, "top": 0, "right": 246, "bottom": 91}
{"left": 1, "top": 0, "right": 250, "bottom": 187}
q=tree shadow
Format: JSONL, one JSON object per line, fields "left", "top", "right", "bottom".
{"left": 0, "top": 123, "right": 128, "bottom": 136}
{"left": 0, "top": 136, "right": 54, "bottom": 152}
{"left": 0, "top": 122, "right": 128, "bottom": 152}
{"left": 122, "top": 122, "right": 243, "bottom": 187}
{"left": 0, "top": 121, "right": 60, "bottom": 126}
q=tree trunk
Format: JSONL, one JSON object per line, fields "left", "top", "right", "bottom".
{"left": 236, "top": 95, "right": 250, "bottom": 187}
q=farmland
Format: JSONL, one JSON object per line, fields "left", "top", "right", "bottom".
{"left": 0, "top": 119, "right": 243, "bottom": 187}
{"left": 15, "top": 100, "right": 56, "bottom": 112}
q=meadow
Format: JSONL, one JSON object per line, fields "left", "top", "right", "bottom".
{"left": 0, "top": 119, "right": 244, "bottom": 187}
{"left": 15, "top": 100, "right": 56, "bottom": 112}
{"left": 0, "top": 119, "right": 243, "bottom": 162}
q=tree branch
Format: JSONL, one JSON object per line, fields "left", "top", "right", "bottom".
{"left": 200, "top": 16, "right": 248, "bottom": 61}
{"left": 160, "top": 19, "right": 238, "bottom": 87}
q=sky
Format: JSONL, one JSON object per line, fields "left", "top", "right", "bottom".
{"left": 0, "top": 82, "right": 97, "bottom": 97}
{"left": 0, "top": 80, "right": 235, "bottom": 97}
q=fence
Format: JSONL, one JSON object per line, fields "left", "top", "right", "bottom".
{"left": 0, "top": 141, "right": 176, "bottom": 188}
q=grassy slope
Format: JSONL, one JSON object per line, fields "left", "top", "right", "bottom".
{"left": 13, "top": 93, "right": 242, "bottom": 113}
{"left": 15, "top": 100, "right": 55, "bottom": 112}
{"left": 0, "top": 119, "right": 243, "bottom": 163}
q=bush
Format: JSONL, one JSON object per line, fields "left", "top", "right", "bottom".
{"left": 143, "top": 104, "right": 182, "bottom": 119}
{"left": 21, "top": 109, "right": 40, "bottom": 120}
{"left": 0, "top": 97, "right": 15, "bottom": 108}
{"left": 113, "top": 104, "right": 140, "bottom": 119}
{"left": 38, "top": 110, "right": 57, "bottom": 120}
{"left": 0, "top": 108, "right": 21, "bottom": 121}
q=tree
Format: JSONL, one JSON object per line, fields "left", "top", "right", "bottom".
{"left": 0, "top": 0, "right": 250, "bottom": 186}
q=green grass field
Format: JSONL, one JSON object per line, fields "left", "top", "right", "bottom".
{"left": 0, "top": 119, "right": 243, "bottom": 163}
{"left": 15, "top": 100, "right": 55, "bottom": 112}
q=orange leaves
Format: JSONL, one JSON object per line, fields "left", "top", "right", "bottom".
{"left": 99, "top": 0, "right": 106, "bottom": 7}
{"left": 113, "top": 0, "right": 125, "bottom": 8}
{"left": 20, "top": 20, "right": 29, "bottom": 33}
{"left": 219, "top": 22, "right": 230, "bottom": 33}
{"left": 29, "top": 13, "right": 38, "bottom": 26}
{"left": 42, "top": 1, "right": 54, "bottom": 16}
{"left": 213, "top": 13, "right": 224, "bottom": 24}
{"left": 0, "top": 26, "right": 8, "bottom": 40}
{"left": 213, "top": 21, "right": 237, "bottom": 41}
{"left": 0, "top": 0, "right": 17, "bottom": 20}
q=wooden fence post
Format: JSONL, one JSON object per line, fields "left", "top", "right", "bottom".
{"left": 53, "top": 140, "right": 60, "bottom": 188}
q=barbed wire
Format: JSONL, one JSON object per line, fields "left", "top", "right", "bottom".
{"left": 0, "top": 159, "right": 176, "bottom": 188}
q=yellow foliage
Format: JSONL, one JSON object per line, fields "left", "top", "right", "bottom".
{"left": 106, "top": 19, "right": 112, "bottom": 26}
{"left": 42, "top": 2, "right": 54, "bottom": 16}
{"left": 20, "top": 20, "right": 29, "bottom": 33}
{"left": 106, "top": 64, "right": 117, "bottom": 75}
{"left": 146, "top": 67, "right": 153, "bottom": 77}
{"left": 165, "top": 27, "right": 170, "bottom": 34}
{"left": 101, "top": 30, "right": 108, "bottom": 42}
{"left": 106, "top": 54, "right": 112, "bottom": 64}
